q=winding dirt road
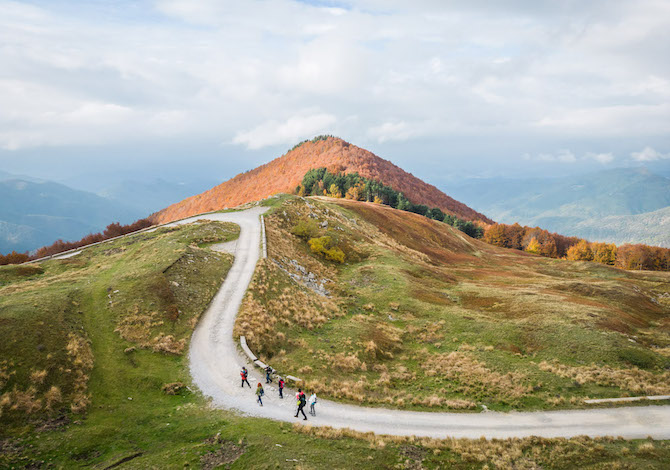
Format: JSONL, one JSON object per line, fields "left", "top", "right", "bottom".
{"left": 184, "top": 207, "right": 670, "bottom": 439}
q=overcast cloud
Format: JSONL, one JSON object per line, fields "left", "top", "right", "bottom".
{"left": 0, "top": 0, "right": 668, "bottom": 185}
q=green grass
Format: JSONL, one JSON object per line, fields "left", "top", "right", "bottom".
{"left": 238, "top": 196, "right": 670, "bottom": 412}
{"left": 2, "top": 212, "right": 670, "bottom": 468}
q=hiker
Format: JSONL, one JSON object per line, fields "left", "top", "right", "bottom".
{"left": 240, "top": 367, "right": 250, "bottom": 388}
{"left": 309, "top": 392, "right": 317, "bottom": 416}
{"left": 278, "top": 377, "right": 285, "bottom": 399}
{"left": 265, "top": 365, "right": 273, "bottom": 384}
{"left": 295, "top": 389, "right": 307, "bottom": 420}
{"left": 256, "top": 383, "right": 264, "bottom": 406}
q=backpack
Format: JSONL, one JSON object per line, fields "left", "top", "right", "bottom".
{"left": 299, "top": 394, "right": 306, "bottom": 407}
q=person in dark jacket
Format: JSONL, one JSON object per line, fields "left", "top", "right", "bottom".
{"left": 265, "top": 365, "right": 273, "bottom": 384}
{"left": 240, "top": 367, "right": 250, "bottom": 388}
{"left": 278, "top": 377, "right": 285, "bottom": 398}
{"left": 295, "top": 389, "right": 307, "bottom": 420}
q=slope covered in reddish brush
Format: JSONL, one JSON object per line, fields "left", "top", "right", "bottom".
{"left": 152, "top": 137, "right": 492, "bottom": 224}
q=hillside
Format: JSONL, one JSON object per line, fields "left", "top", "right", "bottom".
{"left": 237, "top": 195, "right": 670, "bottom": 411}
{"left": 152, "top": 136, "right": 492, "bottom": 224}
{"left": 0, "top": 178, "right": 144, "bottom": 254}
{"left": 445, "top": 167, "right": 670, "bottom": 246}
{"left": 2, "top": 198, "right": 670, "bottom": 468}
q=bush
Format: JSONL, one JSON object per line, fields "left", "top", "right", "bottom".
{"left": 292, "top": 220, "right": 319, "bottom": 240}
{"left": 308, "top": 236, "right": 345, "bottom": 263}
{"left": 618, "top": 348, "right": 657, "bottom": 369}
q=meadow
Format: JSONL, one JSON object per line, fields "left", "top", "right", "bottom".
{"left": 1, "top": 204, "right": 669, "bottom": 468}
{"left": 237, "top": 196, "right": 670, "bottom": 412}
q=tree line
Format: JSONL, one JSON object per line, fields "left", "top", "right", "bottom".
{"left": 483, "top": 223, "right": 670, "bottom": 271}
{"left": 0, "top": 218, "right": 153, "bottom": 266}
{"left": 286, "top": 135, "right": 338, "bottom": 154}
{"left": 296, "top": 168, "right": 484, "bottom": 238}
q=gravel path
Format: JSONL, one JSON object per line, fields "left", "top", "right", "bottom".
{"left": 184, "top": 207, "right": 670, "bottom": 439}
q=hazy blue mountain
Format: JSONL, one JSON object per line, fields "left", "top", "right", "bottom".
{"left": 445, "top": 167, "right": 670, "bottom": 247}
{"left": 0, "top": 179, "right": 144, "bottom": 254}
{"left": 98, "top": 178, "right": 220, "bottom": 215}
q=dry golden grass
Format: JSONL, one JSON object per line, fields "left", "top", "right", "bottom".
{"left": 151, "top": 333, "right": 186, "bottom": 355}
{"left": 539, "top": 360, "right": 670, "bottom": 395}
{"left": 234, "top": 259, "right": 340, "bottom": 357}
{"left": 656, "top": 347, "right": 670, "bottom": 357}
{"left": 293, "top": 423, "right": 640, "bottom": 470}
{"left": 43, "top": 386, "right": 62, "bottom": 411}
{"left": 29, "top": 369, "right": 47, "bottom": 385}
{"left": 9, "top": 386, "right": 42, "bottom": 414}
{"left": 422, "top": 351, "right": 531, "bottom": 401}
{"left": 66, "top": 333, "right": 93, "bottom": 413}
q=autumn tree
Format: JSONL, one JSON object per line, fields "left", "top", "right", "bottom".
{"left": 328, "top": 184, "right": 342, "bottom": 198}
{"left": 566, "top": 240, "right": 593, "bottom": 261}
{"left": 592, "top": 242, "right": 617, "bottom": 265}
{"left": 525, "top": 237, "right": 541, "bottom": 254}
{"left": 483, "top": 224, "right": 509, "bottom": 248}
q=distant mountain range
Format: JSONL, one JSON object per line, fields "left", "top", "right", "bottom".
{"left": 445, "top": 167, "right": 670, "bottom": 247}
{"left": 0, "top": 178, "right": 143, "bottom": 254}
{"left": 0, "top": 172, "right": 217, "bottom": 254}
{"left": 153, "top": 136, "right": 492, "bottom": 224}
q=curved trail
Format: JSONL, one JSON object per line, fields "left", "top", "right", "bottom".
{"left": 181, "top": 207, "right": 670, "bottom": 439}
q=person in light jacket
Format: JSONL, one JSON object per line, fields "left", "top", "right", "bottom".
{"left": 308, "top": 392, "right": 317, "bottom": 416}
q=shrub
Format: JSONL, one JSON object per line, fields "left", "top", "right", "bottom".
{"left": 308, "top": 236, "right": 345, "bottom": 263}
{"left": 292, "top": 219, "right": 319, "bottom": 239}
{"left": 618, "top": 347, "right": 657, "bottom": 369}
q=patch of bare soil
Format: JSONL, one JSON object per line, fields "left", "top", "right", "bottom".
{"left": 201, "top": 435, "right": 245, "bottom": 469}
{"left": 399, "top": 444, "right": 427, "bottom": 469}
{"left": 35, "top": 414, "right": 70, "bottom": 432}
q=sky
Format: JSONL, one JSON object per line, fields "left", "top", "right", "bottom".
{"left": 0, "top": 0, "right": 669, "bottom": 189}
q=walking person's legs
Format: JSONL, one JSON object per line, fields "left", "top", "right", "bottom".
{"left": 279, "top": 388, "right": 283, "bottom": 398}
{"left": 310, "top": 403, "right": 315, "bottom": 416}
{"left": 298, "top": 405, "right": 307, "bottom": 420}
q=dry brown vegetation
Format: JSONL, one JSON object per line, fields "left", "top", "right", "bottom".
{"left": 66, "top": 333, "right": 94, "bottom": 413}
{"left": 233, "top": 259, "right": 340, "bottom": 357}
{"left": 153, "top": 137, "right": 491, "bottom": 224}
{"left": 539, "top": 360, "right": 670, "bottom": 395}
{"left": 422, "top": 351, "right": 532, "bottom": 401}
{"left": 294, "top": 424, "right": 665, "bottom": 470}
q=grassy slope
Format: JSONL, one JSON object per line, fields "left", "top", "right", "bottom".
{"left": 1, "top": 207, "right": 669, "bottom": 469}
{"left": 237, "top": 196, "right": 670, "bottom": 412}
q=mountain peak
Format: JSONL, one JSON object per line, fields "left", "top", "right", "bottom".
{"left": 152, "top": 138, "right": 492, "bottom": 225}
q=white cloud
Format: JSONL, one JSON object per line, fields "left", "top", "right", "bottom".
{"left": 631, "top": 146, "right": 669, "bottom": 161}
{"left": 0, "top": 0, "right": 668, "bottom": 176}
{"left": 232, "top": 112, "right": 337, "bottom": 150}
{"left": 524, "top": 149, "right": 576, "bottom": 163}
{"left": 586, "top": 152, "right": 615, "bottom": 164}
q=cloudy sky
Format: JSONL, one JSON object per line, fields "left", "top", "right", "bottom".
{"left": 1, "top": 0, "right": 669, "bottom": 188}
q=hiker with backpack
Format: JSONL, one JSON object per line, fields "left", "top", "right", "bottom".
{"left": 308, "top": 392, "right": 317, "bottom": 416}
{"left": 278, "top": 377, "right": 285, "bottom": 398}
{"left": 295, "top": 389, "right": 307, "bottom": 420}
{"left": 240, "top": 367, "right": 250, "bottom": 388}
{"left": 256, "top": 383, "right": 265, "bottom": 406}
{"left": 265, "top": 365, "right": 273, "bottom": 384}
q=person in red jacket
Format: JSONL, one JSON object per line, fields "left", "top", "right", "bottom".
{"left": 240, "top": 366, "right": 250, "bottom": 388}
{"left": 278, "top": 377, "right": 285, "bottom": 398}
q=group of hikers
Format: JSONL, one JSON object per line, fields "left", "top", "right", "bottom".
{"left": 240, "top": 366, "right": 317, "bottom": 419}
